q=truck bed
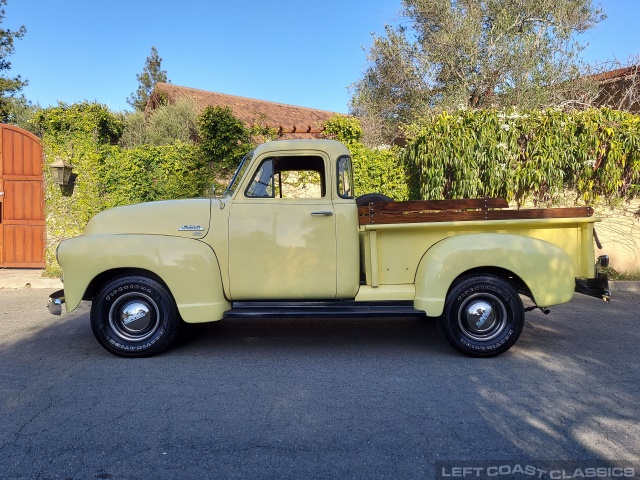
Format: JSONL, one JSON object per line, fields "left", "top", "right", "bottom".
{"left": 357, "top": 198, "right": 599, "bottom": 291}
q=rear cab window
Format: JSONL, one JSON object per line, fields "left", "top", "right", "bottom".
{"left": 336, "top": 156, "right": 354, "bottom": 199}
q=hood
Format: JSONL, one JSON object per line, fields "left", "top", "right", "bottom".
{"left": 83, "top": 199, "right": 212, "bottom": 238}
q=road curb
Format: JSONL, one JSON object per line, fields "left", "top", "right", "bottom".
{"left": 609, "top": 281, "right": 640, "bottom": 293}
{"left": 0, "top": 269, "right": 63, "bottom": 290}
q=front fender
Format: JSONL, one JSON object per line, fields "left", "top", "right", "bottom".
{"left": 414, "top": 233, "right": 575, "bottom": 316}
{"left": 57, "top": 235, "right": 230, "bottom": 323}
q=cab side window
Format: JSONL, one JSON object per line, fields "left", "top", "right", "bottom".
{"left": 246, "top": 155, "right": 326, "bottom": 199}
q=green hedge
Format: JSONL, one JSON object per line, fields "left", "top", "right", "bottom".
{"left": 403, "top": 109, "right": 640, "bottom": 204}
{"left": 101, "top": 144, "right": 211, "bottom": 208}
{"left": 349, "top": 143, "right": 409, "bottom": 201}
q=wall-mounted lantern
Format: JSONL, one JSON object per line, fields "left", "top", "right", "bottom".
{"left": 49, "top": 158, "right": 74, "bottom": 186}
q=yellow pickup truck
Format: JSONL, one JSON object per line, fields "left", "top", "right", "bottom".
{"left": 49, "top": 140, "right": 609, "bottom": 358}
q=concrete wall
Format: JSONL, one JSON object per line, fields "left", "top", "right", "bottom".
{"left": 595, "top": 200, "right": 640, "bottom": 274}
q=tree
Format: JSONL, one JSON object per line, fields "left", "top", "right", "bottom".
{"left": 127, "top": 46, "right": 168, "bottom": 112}
{"left": 0, "top": 0, "right": 27, "bottom": 122}
{"left": 351, "top": 0, "right": 605, "bottom": 144}
{"left": 5, "top": 96, "right": 39, "bottom": 132}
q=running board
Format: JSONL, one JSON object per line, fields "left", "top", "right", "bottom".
{"left": 224, "top": 301, "right": 426, "bottom": 319}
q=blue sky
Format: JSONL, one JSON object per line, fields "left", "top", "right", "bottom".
{"left": 6, "top": 0, "right": 640, "bottom": 114}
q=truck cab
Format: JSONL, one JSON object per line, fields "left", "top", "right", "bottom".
{"left": 222, "top": 141, "right": 359, "bottom": 300}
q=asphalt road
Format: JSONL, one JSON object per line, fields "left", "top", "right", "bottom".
{"left": 0, "top": 289, "right": 639, "bottom": 480}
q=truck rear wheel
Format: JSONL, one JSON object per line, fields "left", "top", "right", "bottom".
{"left": 90, "top": 276, "right": 180, "bottom": 357}
{"left": 440, "top": 275, "right": 524, "bottom": 357}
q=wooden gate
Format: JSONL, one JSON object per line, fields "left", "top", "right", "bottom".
{"left": 0, "top": 124, "right": 45, "bottom": 268}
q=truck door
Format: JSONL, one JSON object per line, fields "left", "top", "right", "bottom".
{"left": 228, "top": 154, "right": 337, "bottom": 300}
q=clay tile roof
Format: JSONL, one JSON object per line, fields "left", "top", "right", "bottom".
{"left": 147, "top": 83, "right": 340, "bottom": 137}
{"left": 589, "top": 65, "right": 640, "bottom": 83}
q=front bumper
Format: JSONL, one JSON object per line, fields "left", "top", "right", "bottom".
{"left": 47, "top": 289, "right": 65, "bottom": 315}
{"left": 575, "top": 255, "right": 611, "bottom": 302}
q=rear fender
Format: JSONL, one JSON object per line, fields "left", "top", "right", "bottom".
{"left": 57, "top": 235, "right": 230, "bottom": 323}
{"left": 414, "top": 233, "right": 575, "bottom": 316}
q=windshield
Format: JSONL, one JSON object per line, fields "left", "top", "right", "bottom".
{"left": 223, "top": 152, "right": 253, "bottom": 197}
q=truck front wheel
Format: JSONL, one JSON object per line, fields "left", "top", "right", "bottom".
{"left": 90, "top": 276, "right": 180, "bottom": 357}
{"left": 440, "top": 275, "right": 524, "bottom": 357}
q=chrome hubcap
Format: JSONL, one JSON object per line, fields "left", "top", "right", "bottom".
{"left": 458, "top": 294, "right": 507, "bottom": 341}
{"left": 109, "top": 293, "right": 160, "bottom": 342}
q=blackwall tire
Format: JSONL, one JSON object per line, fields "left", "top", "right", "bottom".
{"left": 90, "top": 276, "right": 180, "bottom": 358}
{"left": 440, "top": 275, "right": 524, "bottom": 357}
{"left": 355, "top": 193, "right": 393, "bottom": 207}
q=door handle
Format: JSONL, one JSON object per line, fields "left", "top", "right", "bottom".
{"left": 311, "top": 211, "right": 333, "bottom": 216}
{"left": 0, "top": 192, "right": 4, "bottom": 196}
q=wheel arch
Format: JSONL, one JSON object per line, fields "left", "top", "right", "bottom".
{"left": 447, "top": 266, "right": 532, "bottom": 301}
{"left": 57, "top": 234, "right": 231, "bottom": 323}
{"left": 83, "top": 268, "right": 170, "bottom": 301}
{"left": 414, "top": 233, "right": 575, "bottom": 317}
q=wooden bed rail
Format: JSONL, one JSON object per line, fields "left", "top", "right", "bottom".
{"left": 358, "top": 198, "right": 594, "bottom": 225}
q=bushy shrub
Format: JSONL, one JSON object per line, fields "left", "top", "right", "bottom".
{"left": 403, "top": 108, "right": 640, "bottom": 204}
{"left": 198, "top": 106, "right": 253, "bottom": 172}
{"left": 119, "top": 96, "right": 199, "bottom": 148}
{"left": 118, "top": 111, "right": 148, "bottom": 148}
{"left": 32, "top": 101, "right": 124, "bottom": 144}
{"left": 322, "top": 115, "right": 363, "bottom": 144}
